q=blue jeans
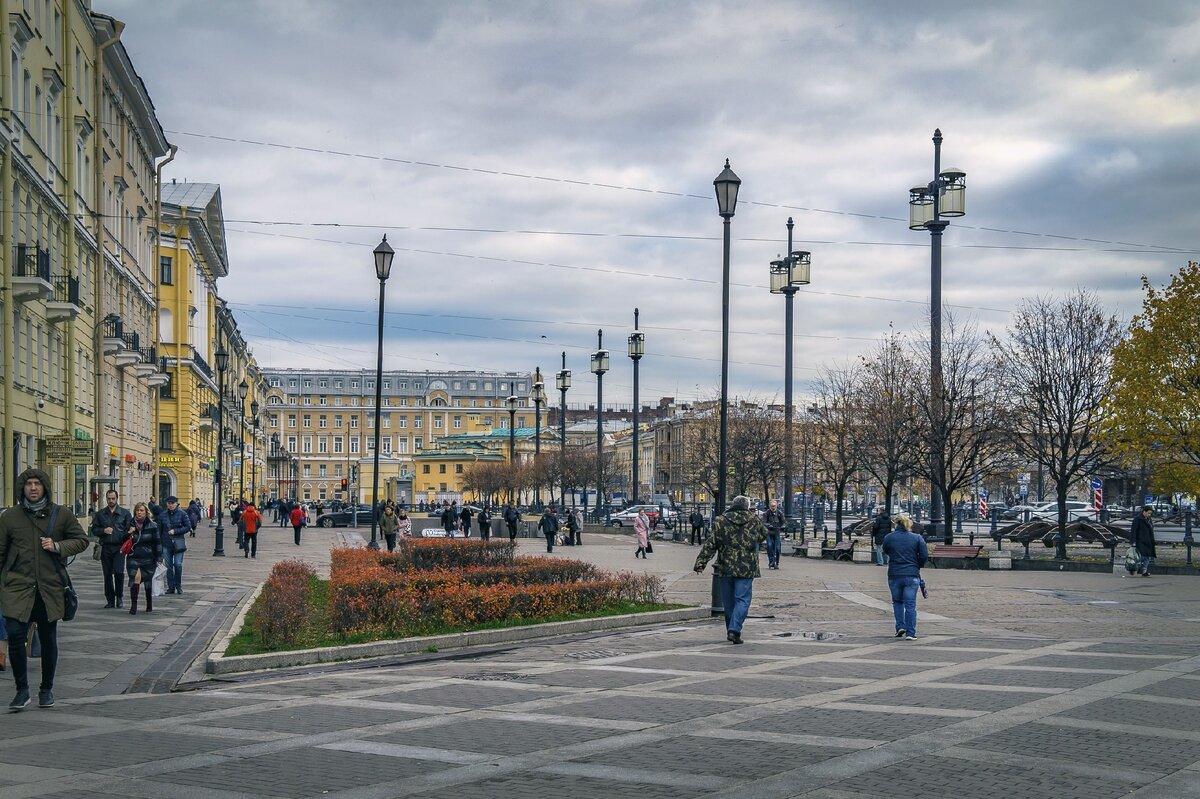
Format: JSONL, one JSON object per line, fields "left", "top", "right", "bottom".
{"left": 718, "top": 576, "right": 754, "bottom": 633}
{"left": 1138, "top": 555, "right": 1154, "bottom": 574}
{"left": 167, "top": 550, "right": 185, "bottom": 592}
{"left": 765, "top": 533, "right": 781, "bottom": 566}
{"left": 875, "top": 543, "right": 889, "bottom": 566}
{"left": 888, "top": 576, "right": 920, "bottom": 636}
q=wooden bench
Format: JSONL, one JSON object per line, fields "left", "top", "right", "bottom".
{"left": 928, "top": 544, "right": 982, "bottom": 567}
{"left": 823, "top": 540, "right": 855, "bottom": 561}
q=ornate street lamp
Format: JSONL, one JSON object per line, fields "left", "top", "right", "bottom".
{"left": 908, "top": 129, "right": 966, "bottom": 544}
{"left": 249, "top": 398, "right": 260, "bottom": 503}
{"left": 770, "top": 219, "right": 811, "bottom": 527}
{"left": 628, "top": 309, "right": 645, "bottom": 506}
{"left": 212, "top": 344, "right": 229, "bottom": 556}
{"left": 506, "top": 395, "right": 519, "bottom": 504}
{"left": 590, "top": 330, "right": 610, "bottom": 524}
{"left": 531, "top": 369, "right": 546, "bottom": 507}
{"left": 368, "top": 235, "right": 395, "bottom": 550}
{"left": 556, "top": 353, "right": 571, "bottom": 509}
{"left": 714, "top": 158, "right": 740, "bottom": 516}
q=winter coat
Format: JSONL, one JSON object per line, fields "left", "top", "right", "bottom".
{"left": 157, "top": 506, "right": 193, "bottom": 552}
{"left": 538, "top": 512, "right": 560, "bottom": 536}
{"left": 125, "top": 520, "right": 162, "bottom": 574}
{"left": 290, "top": 507, "right": 307, "bottom": 527}
{"left": 91, "top": 504, "right": 135, "bottom": 553}
{"left": 241, "top": 506, "right": 262, "bottom": 536}
{"left": 441, "top": 506, "right": 456, "bottom": 531}
{"left": 763, "top": 508, "right": 786, "bottom": 534}
{"left": 459, "top": 507, "right": 473, "bottom": 526}
{"left": 397, "top": 516, "right": 413, "bottom": 537}
{"left": 871, "top": 513, "right": 891, "bottom": 545}
{"left": 1131, "top": 515, "right": 1156, "bottom": 558}
{"left": 503, "top": 506, "right": 520, "bottom": 524}
{"left": 0, "top": 467, "right": 90, "bottom": 622}
{"left": 694, "top": 507, "right": 768, "bottom": 578}
{"left": 882, "top": 528, "right": 928, "bottom": 579}
{"left": 634, "top": 514, "right": 650, "bottom": 547}
{"left": 379, "top": 511, "right": 400, "bottom": 536}
{"left": 566, "top": 512, "right": 580, "bottom": 533}
{"left": 187, "top": 501, "right": 202, "bottom": 528}
{"left": 689, "top": 510, "right": 705, "bottom": 528}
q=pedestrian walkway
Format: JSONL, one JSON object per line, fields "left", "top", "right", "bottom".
{"left": 4, "top": 529, "right": 1199, "bottom": 798}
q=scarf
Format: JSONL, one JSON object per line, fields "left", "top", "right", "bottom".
{"left": 22, "top": 496, "right": 49, "bottom": 513}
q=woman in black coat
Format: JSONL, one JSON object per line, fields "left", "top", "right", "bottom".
{"left": 1130, "top": 505, "right": 1156, "bottom": 577}
{"left": 125, "top": 502, "right": 162, "bottom": 613}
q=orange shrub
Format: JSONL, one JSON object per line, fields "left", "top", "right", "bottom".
{"left": 253, "top": 560, "right": 317, "bottom": 646}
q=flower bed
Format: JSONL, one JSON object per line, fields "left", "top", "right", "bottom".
{"left": 238, "top": 541, "right": 667, "bottom": 653}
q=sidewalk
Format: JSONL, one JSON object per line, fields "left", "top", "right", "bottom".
{"left": 3, "top": 528, "right": 1199, "bottom": 798}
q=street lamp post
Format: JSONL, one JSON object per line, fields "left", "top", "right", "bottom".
{"left": 556, "top": 353, "right": 570, "bottom": 508}
{"left": 531, "top": 368, "right": 545, "bottom": 508}
{"left": 628, "top": 309, "right": 645, "bottom": 505}
{"left": 212, "top": 345, "right": 229, "bottom": 556}
{"left": 235, "top": 378, "right": 249, "bottom": 548}
{"left": 249, "top": 399, "right": 259, "bottom": 503}
{"left": 908, "top": 128, "right": 966, "bottom": 545}
{"left": 590, "top": 330, "right": 610, "bottom": 524}
{"left": 770, "top": 219, "right": 812, "bottom": 530}
{"left": 506, "top": 395, "right": 518, "bottom": 505}
{"left": 714, "top": 159, "right": 740, "bottom": 516}
{"left": 368, "top": 235, "right": 395, "bottom": 551}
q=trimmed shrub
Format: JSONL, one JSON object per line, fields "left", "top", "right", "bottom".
{"left": 253, "top": 560, "right": 317, "bottom": 646}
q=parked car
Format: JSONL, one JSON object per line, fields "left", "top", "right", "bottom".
{"left": 607, "top": 505, "right": 661, "bottom": 527}
{"left": 1029, "top": 500, "right": 1097, "bottom": 522}
{"left": 425, "top": 504, "right": 484, "bottom": 517}
{"left": 315, "top": 505, "right": 374, "bottom": 527}
{"left": 1001, "top": 504, "right": 1038, "bottom": 520}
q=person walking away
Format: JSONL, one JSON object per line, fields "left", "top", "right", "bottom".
{"left": 380, "top": 505, "right": 400, "bottom": 552}
{"left": 504, "top": 503, "right": 520, "bottom": 542}
{"left": 156, "top": 496, "right": 193, "bottom": 595}
{"left": 477, "top": 506, "right": 491, "bottom": 541}
{"left": 279, "top": 500, "right": 291, "bottom": 528}
{"left": 538, "top": 508, "right": 560, "bottom": 553}
{"left": 397, "top": 510, "right": 412, "bottom": 540}
{"left": 762, "top": 499, "right": 785, "bottom": 570}
{"left": 459, "top": 504, "right": 473, "bottom": 537}
{"left": 90, "top": 489, "right": 134, "bottom": 608}
{"left": 689, "top": 508, "right": 705, "bottom": 545}
{"left": 633, "top": 509, "right": 651, "bottom": 558}
{"left": 241, "top": 502, "right": 263, "bottom": 558}
{"left": 125, "top": 503, "right": 161, "bottom": 615}
{"left": 0, "top": 467, "right": 89, "bottom": 710}
{"left": 440, "top": 501, "right": 456, "bottom": 537}
{"left": 882, "top": 513, "right": 927, "bottom": 639}
{"left": 871, "top": 506, "right": 891, "bottom": 567}
{"left": 573, "top": 508, "right": 583, "bottom": 545}
{"left": 565, "top": 509, "right": 580, "bottom": 547}
{"left": 289, "top": 503, "right": 307, "bottom": 546}
{"left": 693, "top": 495, "right": 767, "bottom": 644}
{"left": 186, "top": 499, "right": 202, "bottom": 536}
{"left": 1131, "top": 504, "right": 1156, "bottom": 577}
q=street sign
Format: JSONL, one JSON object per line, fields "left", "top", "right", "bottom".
{"left": 45, "top": 435, "right": 92, "bottom": 465}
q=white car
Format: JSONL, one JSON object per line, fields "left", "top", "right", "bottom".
{"left": 1029, "top": 501, "right": 1097, "bottom": 522}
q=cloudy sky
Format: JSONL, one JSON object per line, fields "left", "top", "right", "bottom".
{"left": 105, "top": 0, "right": 1198, "bottom": 408}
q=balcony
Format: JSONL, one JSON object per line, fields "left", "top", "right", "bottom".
{"left": 12, "top": 245, "right": 52, "bottom": 303}
{"left": 134, "top": 345, "right": 157, "bottom": 378}
{"left": 199, "top": 404, "right": 217, "bottom": 430}
{"left": 113, "top": 329, "right": 141, "bottom": 368}
{"left": 45, "top": 275, "right": 82, "bottom": 323}
{"left": 101, "top": 316, "right": 127, "bottom": 357}
{"left": 191, "top": 347, "right": 213, "bottom": 380}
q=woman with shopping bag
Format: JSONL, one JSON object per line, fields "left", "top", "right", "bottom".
{"left": 124, "top": 503, "right": 161, "bottom": 615}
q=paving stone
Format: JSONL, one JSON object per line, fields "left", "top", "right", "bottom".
{"left": 964, "top": 668, "right": 1115, "bottom": 689}
{"left": 516, "top": 668, "right": 671, "bottom": 689}
{"left": 838, "top": 755, "right": 1148, "bottom": 799}
{"left": 384, "top": 683, "right": 568, "bottom": 708}
{"left": 1020, "top": 653, "right": 1170, "bottom": 671}
{"left": 1082, "top": 641, "right": 1200, "bottom": 656}
{"left": 656, "top": 675, "right": 851, "bottom": 699}
{"left": 195, "top": 702, "right": 426, "bottom": 733}
{"left": 19, "top": 791, "right": 127, "bottom": 799}
{"left": 1129, "top": 676, "right": 1200, "bottom": 702}
{"left": 0, "top": 716, "right": 81, "bottom": 740}
{"left": 608, "top": 653, "right": 779, "bottom": 672}
{"left": 67, "top": 693, "right": 261, "bottom": 719}
{"left": 874, "top": 646, "right": 999, "bottom": 663}
{"left": 924, "top": 637, "right": 1052, "bottom": 650}
{"left": 847, "top": 686, "right": 1049, "bottom": 711}
{"left": 550, "top": 694, "right": 744, "bottom": 723}
{"left": 364, "top": 717, "right": 620, "bottom": 755}
{"left": 578, "top": 734, "right": 844, "bottom": 778}
{"left": 969, "top": 721, "right": 1200, "bottom": 772}
{"left": 0, "top": 730, "right": 231, "bottom": 770}
{"left": 733, "top": 706, "right": 955, "bottom": 740}
{"left": 408, "top": 771, "right": 700, "bottom": 799}
{"left": 224, "top": 675, "right": 378, "bottom": 697}
{"left": 1053, "top": 697, "right": 1200, "bottom": 732}
{"left": 774, "top": 659, "right": 930, "bottom": 679}
{"left": 160, "top": 745, "right": 448, "bottom": 796}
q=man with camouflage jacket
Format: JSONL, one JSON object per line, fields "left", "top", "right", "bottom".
{"left": 693, "top": 495, "right": 768, "bottom": 644}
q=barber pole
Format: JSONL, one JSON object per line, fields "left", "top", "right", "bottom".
{"left": 979, "top": 489, "right": 988, "bottom": 519}
{"left": 1090, "top": 478, "right": 1103, "bottom": 517}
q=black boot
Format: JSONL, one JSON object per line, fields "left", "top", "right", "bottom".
{"left": 115, "top": 576, "right": 124, "bottom": 607}
{"left": 129, "top": 583, "right": 140, "bottom": 615}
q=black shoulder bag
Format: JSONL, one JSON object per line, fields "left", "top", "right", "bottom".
{"left": 45, "top": 505, "right": 79, "bottom": 621}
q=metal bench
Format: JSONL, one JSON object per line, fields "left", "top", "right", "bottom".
{"left": 824, "top": 539, "right": 855, "bottom": 561}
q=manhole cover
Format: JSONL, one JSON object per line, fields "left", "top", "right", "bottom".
{"left": 773, "top": 631, "right": 840, "bottom": 641}
{"left": 565, "top": 649, "right": 626, "bottom": 660}
{"left": 461, "top": 673, "right": 527, "bottom": 682}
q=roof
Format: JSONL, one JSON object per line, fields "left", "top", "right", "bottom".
{"left": 161, "top": 182, "right": 228, "bottom": 277}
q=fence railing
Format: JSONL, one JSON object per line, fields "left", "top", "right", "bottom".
{"left": 13, "top": 245, "right": 50, "bottom": 281}
{"left": 51, "top": 275, "right": 80, "bottom": 305}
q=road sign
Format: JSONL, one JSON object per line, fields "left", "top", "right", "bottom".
{"left": 45, "top": 435, "right": 92, "bottom": 465}
{"left": 1089, "top": 478, "right": 1102, "bottom": 490}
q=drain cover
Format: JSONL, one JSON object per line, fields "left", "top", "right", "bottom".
{"left": 565, "top": 649, "right": 626, "bottom": 660}
{"left": 774, "top": 631, "right": 840, "bottom": 641}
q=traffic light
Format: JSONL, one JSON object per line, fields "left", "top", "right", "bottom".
{"left": 341, "top": 478, "right": 347, "bottom": 490}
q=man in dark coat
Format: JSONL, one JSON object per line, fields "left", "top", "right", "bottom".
{"left": 693, "top": 496, "right": 768, "bottom": 644}
{"left": 1130, "top": 505, "right": 1156, "bottom": 577}
{"left": 689, "top": 508, "right": 705, "bottom": 546}
{"left": 440, "top": 501, "right": 457, "bottom": 536}
{"left": 538, "top": 508, "right": 560, "bottom": 553}
{"left": 0, "top": 467, "right": 89, "bottom": 710}
{"left": 871, "top": 506, "right": 891, "bottom": 566}
{"left": 459, "top": 504, "right": 473, "bottom": 537}
{"left": 157, "top": 497, "right": 193, "bottom": 594}
{"left": 503, "top": 503, "right": 520, "bottom": 541}
{"left": 90, "top": 489, "right": 135, "bottom": 608}
{"left": 762, "top": 499, "right": 786, "bottom": 570}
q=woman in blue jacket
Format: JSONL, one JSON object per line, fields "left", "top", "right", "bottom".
{"left": 881, "top": 513, "right": 928, "bottom": 640}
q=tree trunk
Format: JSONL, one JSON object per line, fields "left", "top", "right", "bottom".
{"left": 834, "top": 484, "right": 845, "bottom": 542}
{"left": 941, "top": 486, "right": 954, "bottom": 545}
{"left": 884, "top": 477, "right": 895, "bottom": 516}
{"left": 1056, "top": 482, "right": 1070, "bottom": 560}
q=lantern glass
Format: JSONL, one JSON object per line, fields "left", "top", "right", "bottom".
{"left": 769, "top": 259, "right": 789, "bottom": 294}
{"left": 713, "top": 159, "right": 741, "bottom": 218}
{"left": 373, "top": 235, "right": 395, "bottom": 280}
{"left": 214, "top": 345, "right": 229, "bottom": 371}
{"left": 938, "top": 168, "right": 966, "bottom": 217}
{"left": 909, "top": 186, "right": 934, "bottom": 230}
{"left": 506, "top": 395, "right": 518, "bottom": 412}
{"left": 789, "top": 251, "right": 812, "bottom": 286}
{"left": 556, "top": 369, "right": 571, "bottom": 390}
{"left": 238, "top": 379, "right": 249, "bottom": 400}
{"left": 628, "top": 332, "right": 645, "bottom": 358}
{"left": 250, "top": 399, "right": 260, "bottom": 417}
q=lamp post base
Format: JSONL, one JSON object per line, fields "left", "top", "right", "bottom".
{"left": 367, "top": 539, "right": 381, "bottom": 551}
{"left": 213, "top": 524, "right": 225, "bottom": 557}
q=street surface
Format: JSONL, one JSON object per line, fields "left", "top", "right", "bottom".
{"left": 2, "top": 523, "right": 1198, "bottom": 798}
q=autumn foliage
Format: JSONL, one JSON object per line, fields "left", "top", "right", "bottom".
{"left": 252, "top": 560, "right": 318, "bottom": 646}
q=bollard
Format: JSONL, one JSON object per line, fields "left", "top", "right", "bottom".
{"left": 1023, "top": 539, "right": 1031, "bottom": 560}
{"left": 990, "top": 508, "right": 999, "bottom": 535}
{"left": 710, "top": 574, "right": 724, "bottom": 618}
{"left": 1185, "top": 509, "right": 1193, "bottom": 567}
{"left": 955, "top": 506, "right": 964, "bottom": 534}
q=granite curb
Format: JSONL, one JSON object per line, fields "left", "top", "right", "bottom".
{"left": 205, "top": 604, "right": 711, "bottom": 675}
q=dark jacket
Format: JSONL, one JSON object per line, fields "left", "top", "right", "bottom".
{"left": 459, "top": 507, "right": 473, "bottom": 525}
{"left": 566, "top": 512, "right": 580, "bottom": 533}
{"left": 538, "top": 512, "right": 559, "bottom": 535}
{"left": 871, "top": 513, "right": 891, "bottom": 545}
{"left": 0, "top": 467, "right": 90, "bottom": 622}
{"left": 187, "top": 501, "right": 202, "bottom": 527}
{"left": 503, "top": 506, "right": 520, "bottom": 524}
{"left": 441, "top": 506, "right": 456, "bottom": 531}
{"left": 762, "top": 508, "right": 786, "bottom": 534}
{"left": 126, "top": 520, "right": 162, "bottom": 573}
{"left": 882, "top": 528, "right": 928, "bottom": 579}
{"left": 157, "top": 505, "right": 193, "bottom": 551}
{"left": 1130, "top": 514, "right": 1156, "bottom": 558}
{"left": 689, "top": 510, "right": 705, "bottom": 527}
{"left": 694, "top": 507, "right": 768, "bottom": 578}
{"left": 91, "top": 504, "right": 135, "bottom": 552}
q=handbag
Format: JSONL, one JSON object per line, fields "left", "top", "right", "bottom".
{"left": 45, "top": 506, "right": 78, "bottom": 622}
{"left": 645, "top": 541, "right": 653, "bottom": 554}
{"left": 172, "top": 534, "right": 188, "bottom": 554}
{"left": 92, "top": 542, "right": 102, "bottom": 561}
{"left": 119, "top": 533, "right": 135, "bottom": 556}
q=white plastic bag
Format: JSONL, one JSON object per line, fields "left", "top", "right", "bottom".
{"left": 151, "top": 564, "right": 167, "bottom": 597}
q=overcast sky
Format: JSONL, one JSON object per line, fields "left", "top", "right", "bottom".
{"left": 106, "top": 0, "right": 1199, "bottom": 408}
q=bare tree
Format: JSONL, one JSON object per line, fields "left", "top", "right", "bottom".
{"left": 855, "top": 331, "right": 922, "bottom": 516}
{"left": 992, "top": 291, "right": 1122, "bottom": 557}
{"left": 811, "top": 365, "right": 862, "bottom": 539}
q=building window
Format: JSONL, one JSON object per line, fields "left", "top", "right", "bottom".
{"left": 398, "top": 416, "right": 407, "bottom": 429}
{"left": 287, "top": 414, "right": 296, "bottom": 428}
{"left": 453, "top": 416, "right": 462, "bottom": 429}
{"left": 423, "top": 464, "right": 431, "bottom": 474}
{"left": 453, "top": 382, "right": 461, "bottom": 390}
{"left": 303, "top": 465, "right": 311, "bottom": 477}
{"left": 455, "top": 464, "right": 464, "bottom": 473}
{"left": 415, "top": 437, "right": 422, "bottom": 450}
{"left": 319, "top": 415, "right": 327, "bottom": 428}
{"left": 414, "top": 417, "right": 422, "bottom": 429}
{"left": 318, "top": 464, "right": 327, "bottom": 477}
{"left": 302, "top": 437, "right": 312, "bottom": 453}
{"left": 159, "top": 255, "right": 172, "bottom": 284}
{"left": 382, "top": 414, "right": 391, "bottom": 429}
{"left": 287, "top": 436, "right": 297, "bottom": 451}
{"left": 434, "top": 416, "right": 443, "bottom": 428}
{"left": 318, "top": 437, "right": 328, "bottom": 454}
{"left": 304, "top": 380, "right": 312, "bottom": 388}
{"left": 439, "top": 464, "right": 446, "bottom": 474}
{"left": 350, "top": 436, "right": 360, "bottom": 454}
{"left": 350, "top": 416, "right": 359, "bottom": 428}
{"left": 484, "top": 416, "right": 493, "bottom": 426}
{"left": 158, "top": 423, "right": 173, "bottom": 451}
{"left": 302, "top": 414, "right": 311, "bottom": 428}
{"left": 333, "top": 436, "right": 343, "bottom": 454}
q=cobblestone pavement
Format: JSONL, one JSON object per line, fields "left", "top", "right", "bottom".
{"left": 3, "top": 527, "right": 1199, "bottom": 798}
